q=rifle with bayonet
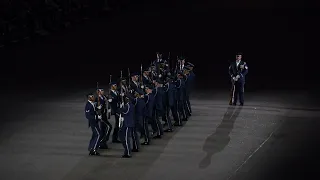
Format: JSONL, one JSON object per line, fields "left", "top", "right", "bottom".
{"left": 106, "top": 75, "right": 112, "bottom": 119}
{"left": 119, "top": 70, "right": 124, "bottom": 128}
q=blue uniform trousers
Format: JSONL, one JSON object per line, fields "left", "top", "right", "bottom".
{"left": 99, "top": 116, "right": 112, "bottom": 146}
{"left": 112, "top": 114, "right": 120, "bottom": 141}
{"left": 88, "top": 121, "right": 101, "bottom": 151}
{"left": 185, "top": 94, "right": 192, "bottom": 115}
{"left": 143, "top": 116, "right": 151, "bottom": 142}
{"left": 163, "top": 105, "right": 173, "bottom": 130}
{"left": 119, "top": 127, "right": 133, "bottom": 156}
{"left": 234, "top": 81, "right": 245, "bottom": 104}
{"left": 177, "top": 99, "right": 187, "bottom": 120}
{"left": 151, "top": 109, "right": 164, "bottom": 136}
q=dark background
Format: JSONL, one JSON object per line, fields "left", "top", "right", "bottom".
{"left": 0, "top": 1, "right": 314, "bottom": 92}
{"left": 0, "top": 1, "right": 319, "bottom": 179}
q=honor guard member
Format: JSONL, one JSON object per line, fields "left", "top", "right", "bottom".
{"left": 96, "top": 88, "right": 112, "bottom": 149}
{"left": 131, "top": 91, "right": 146, "bottom": 151}
{"left": 176, "top": 71, "right": 188, "bottom": 122}
{"left": 229, "top": 52, "right": 248, "bottom": 106}
{"left": 130, "top": 72, "right": 144, "bottom": 95}
{"left": 152, "top": 79, "right": 164, "bottom": 138}
{"left": 178, "top": 56, "right": 186, "bottom": 71}
{"left": 142, "top": 68, "right": 153, "bottom": 87}
{"left": 142, "top": 85, "right": 154, "bottom": 145}
{"left": 118, "top": 95, "right": 135, "bottom": 158}
{"left": 163, "top": 76, "right": 176, "bottom": 131}
{"left": 85, "top": 93, "right": 101, "bottom": 156}
{"left": 108, "top": 82, "right": 121, "bottom": 143}
{"left": 183, "top": 67, "right": 192, "bottom": 117}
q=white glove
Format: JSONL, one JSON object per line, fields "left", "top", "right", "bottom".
{"left": 141, "top": 85, "right": 144, "bottom": 89}
{"left": 120, "top": 93, "right": 125, "bottom": 96}
{"left": 97, "top": 105, "right": 102, "bottom": 110}
{"left": 120, "top": 117, "right": 124, "bottom": 121}
{"left": 107, "top": 109, "right": 111, "bottom": 113}
{"left": 97, "top": 115, "right": 102, "bottom": 120}
{"left": 120, "top": 102, "right": 124, "bottom": 108}
{"left": 236, "top": 75, "right": 240, "bottom": 79}
{"left": 108, "top": 99, "right": 112, "bottom": 102}
{"left": 233, "top": 77, "right": 237, "bottom": 81}
{"left": 159, "top": 74, "right": 162, "bottom": 78}
{"left": 165, "top": 64, "right": 169, "bottom": 67}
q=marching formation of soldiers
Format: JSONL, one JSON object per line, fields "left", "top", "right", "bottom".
{"left": 85, "top": 52, "right": 196, "bottom": 158}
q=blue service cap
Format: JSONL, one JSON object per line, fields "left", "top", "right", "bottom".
{"left": 97, "top": 88, "right": 104, "bottom": 91}
{"left": 187, "top": 62, "right": 194, "bottom": 67}
{"left": 131, "top": 72, "right": 139, "bottom": 77}
{"left": 110, "top": 81, "right": 117, "bottom": 85}
{"left": 87, "top": 93, "right": 94, "bottom": 98}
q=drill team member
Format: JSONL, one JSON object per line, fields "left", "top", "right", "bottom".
{"left": 85, "top": 93, "right": 101, "bottom": 156}
{"left": 96, "top": 88, "right": 112, "bottom": 149}
{"left": 118, "top": 95, "right": 135, "bottom": 158}
{"left": 228, "top": 52, "right": 248, "bottom": 106}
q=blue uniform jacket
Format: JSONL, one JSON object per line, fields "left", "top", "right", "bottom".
{"left": 110, "top": 90, "right": 120, "bottom": 115}
{"left": 130, "top": 81, "right": 144, "bottom": 95}
{"left": 85, "top": 101, "right": 97, "bottom": 127}
{"left": 229, "top": 61, "right": 248, "bottom": 82}
{"left": 95, "top": 96, "right": 106, "bottom": 114}
{"left": 165, "top": 82, "right": 176, "bottom": 107}
{"left": 153, "top": 86, "right": 164, "bottom": 111}
{"left": 120, "top": 101, "right": 135, "bottom": 127}
{"left": 175, "top": 78, "right": 186, "bottom": 101}
{"left": 133, "top": 97, "right": 146, "bottom": 117}
{"left": 144, "top": 93, "right": 155, "bottom": 118}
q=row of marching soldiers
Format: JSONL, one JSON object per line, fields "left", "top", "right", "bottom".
{"left": 85, "top": 52, "right": 195, "bottom": 157}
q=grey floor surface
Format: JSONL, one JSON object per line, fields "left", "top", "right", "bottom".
{"left": 0, "top": 90, "right": 319, "bottom": 180}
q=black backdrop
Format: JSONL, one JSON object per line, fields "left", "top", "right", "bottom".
{"left": 0, "top": 1, "right": 315, "bottom": 93}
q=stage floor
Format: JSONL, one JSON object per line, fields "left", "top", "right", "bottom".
{"left": 0, "top": 90, "right": 319, "bottom": 180}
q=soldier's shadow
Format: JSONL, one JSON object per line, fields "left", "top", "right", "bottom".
{"left": 198, "top": 106, "right": 242, "bottom": 169}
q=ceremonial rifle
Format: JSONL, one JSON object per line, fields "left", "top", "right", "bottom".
{"left": 106, "top": 75, "right": 112, "bottom": 119}
{"left": 140, "top": 64, "right": 143, "bottom": 87}
{"left": 119, "top": 70, "right": 124, "bottom": 128}
{"left": 96, "top": 82, "right": 102, "bottom": 116}
{"left": 128, "top": 68, "right": 131, "bottom": 91}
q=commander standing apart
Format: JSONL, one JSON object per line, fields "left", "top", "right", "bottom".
{"left": 228, "top": 52, "right": 248, "bottom": 106}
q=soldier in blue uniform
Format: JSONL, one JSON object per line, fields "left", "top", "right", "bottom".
{"left": 108, "top": 82, "right": 121, "bottom": 143}
{"left": 130, "top": 72, "right": 144, "bottom": 95}
{"left": 142, "top": 68, "right": 153, "bottom": 87}
{"left": 152, "top": 79, "right": 164, "bottom": 138}
{"left": 85, "top": 93, "right": 101, "bottom": 156}
{"left": 96, "top": 88, "right": 112, "bottom": 149}
{"left": 228, "top": 52, "right": 248, "bottom": 106}
{"left": 163, "top": 75, "right": 178, "bottom": 130}
{"left": 176, "top": 71, "right": 188, "bottom": 122}
{"left": 142, "top": 85, "right": 154, "bottom": 145}
{"left": 118, "top": 95, "right": 135, "bottom": 158}
{"left": 183, "top": 67, "right": 192, "bottom": 117}
{"left": 131, "top": 91, "right": 146, "bottom": 151}
{"left": 186, "top": 62, "right": 195, "bottom": 114}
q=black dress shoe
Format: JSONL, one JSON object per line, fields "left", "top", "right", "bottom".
{"left": 164, "top": 129, "right": 173, "bottom": 132}
{"left": 132, "top": 149, "right": 139, "bottom": 152}
{"left": 232, "top": 103, "right": 236, "bottom": 106}
{"left": 112, "top": 140, "right": 121, "bottom": 143}
{"left": 240, "top": 103, "right": 244, "bottom": 106}
{"left": 89, "top": 150, "right": 100, "bottom": 156}
{"left": 122, "top": 155, "right": 131, "bottom": 158}
{"left": 141, "top": 141, "right": 150, "bottom": 145}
